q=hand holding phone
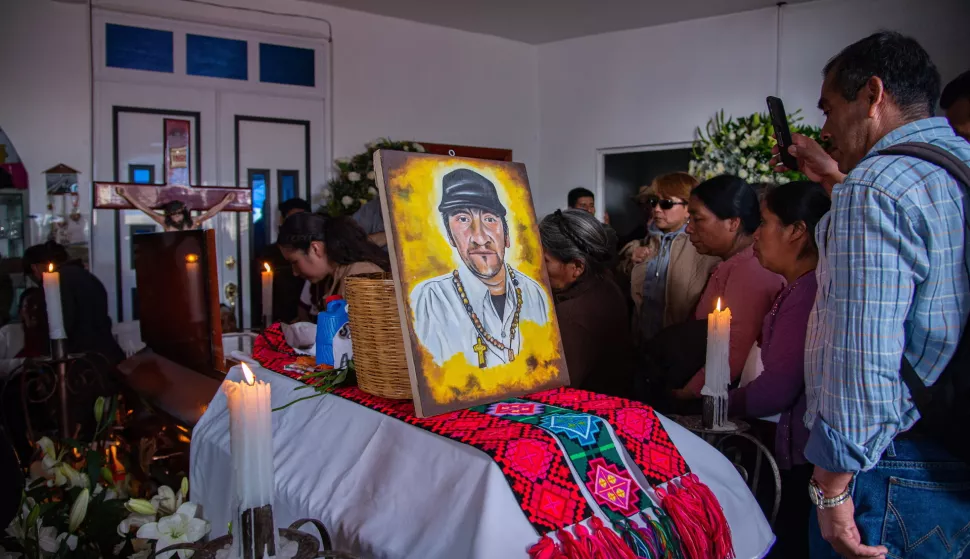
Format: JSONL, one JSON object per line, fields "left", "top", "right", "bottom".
{"left": 766, "top": 96, "right": 799, "bottom": 171}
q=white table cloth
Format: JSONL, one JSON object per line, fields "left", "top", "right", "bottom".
{"left": 191, "top": 365, "right": 774, "bottom": 558}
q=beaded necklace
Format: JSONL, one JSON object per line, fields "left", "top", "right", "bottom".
{"left": 452, "top": 265, "right": 523, "bottom": 368}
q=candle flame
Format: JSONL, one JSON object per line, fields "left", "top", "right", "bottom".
{"left": 48, "top": 263, "right": 54, "bottom": 273}
{"left": 263, "top": 262, "right": 271, "bottom": 273}
{"left": 716, "top": 297, "right": 721, "bottom": 312}
{"left": 185, "top": 253, "right": 199, "bottom": 263}
{"left": 241, "top": 362, "right": 256, "bottom": 385}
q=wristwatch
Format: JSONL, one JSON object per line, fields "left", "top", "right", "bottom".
{"left": 808, "top": 478, "right": 851, "bottom": 509}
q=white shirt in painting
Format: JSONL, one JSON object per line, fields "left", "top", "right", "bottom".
{"left": 410, "top": 261, "right": 550, "bottom": 368}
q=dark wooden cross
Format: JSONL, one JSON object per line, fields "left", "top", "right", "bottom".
{"left": 94, "top": 118, "right": 252, "bottom": 212}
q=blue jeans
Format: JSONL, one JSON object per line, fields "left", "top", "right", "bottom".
{"left": 809, "top": 439, "right": 970, "bottom": 558}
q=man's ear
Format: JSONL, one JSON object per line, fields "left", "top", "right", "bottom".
{"left": 866, "top": 76, "right": 886, "bottom": 119}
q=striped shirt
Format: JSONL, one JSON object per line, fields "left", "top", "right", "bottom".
{"left": 804, "top": 117, "right": 970, "bottom": 473}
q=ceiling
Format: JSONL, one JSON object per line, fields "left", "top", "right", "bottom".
{"left": 304, "top": 0, "right": 817, "bottom": 44}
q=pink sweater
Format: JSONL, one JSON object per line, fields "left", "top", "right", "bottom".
{"left": 684, "top": 245, "right": 785, "bottom": 396}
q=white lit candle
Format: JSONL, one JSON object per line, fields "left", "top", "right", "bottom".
{"left": 261, "top": 262, "right": 273, "bottom": 328}
{"left": 702, "top": 297, "right": 731, "bottom": 427}
{"left": 42, "top": 263, "right": 66, "bottom": 340}
{"left": 225, "top": 363, "right": 274, "bottom": 513}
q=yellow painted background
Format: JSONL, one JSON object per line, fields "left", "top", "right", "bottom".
{"left": 381, "top": 153, "right": 566, "bottom": 409}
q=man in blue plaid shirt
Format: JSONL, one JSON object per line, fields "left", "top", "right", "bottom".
{"left": 775, "top": 32, "right": 970, "bottom": 559}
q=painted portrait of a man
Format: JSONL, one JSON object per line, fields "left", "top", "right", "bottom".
{"left": 410, "top": 169, "right": 549, "bottom": 368}
{"left": 374, "top": 151, "right": 568, "bottom": 417}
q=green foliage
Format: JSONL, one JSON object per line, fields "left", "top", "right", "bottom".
{"left": 2, "top": 397, "right": 130, "bottom": 558}
{"left": 273, "top": 361, "right": 353, "bottom": 411}
{"left": 321, "top": 138, "right": 427, "bottom": 216}
{"left": 689, "top": 110, "right": 822, "bottom": 184}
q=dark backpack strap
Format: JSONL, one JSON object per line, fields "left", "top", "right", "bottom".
{"left": 875, "top": 142, "right": 970, "bottom": 409}
{"left": 877, "top": 142, "right": 970, "bottom": 189}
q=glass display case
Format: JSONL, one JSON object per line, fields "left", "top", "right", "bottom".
{"left": 0, "top": 189, "right": 27, "bottom": 326}
{"left": 0, "top": 190, "right": 26, "bottom": 259}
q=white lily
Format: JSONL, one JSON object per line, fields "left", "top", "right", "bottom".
{"left": 414, "top": 143, "right": 426, "bottom": 153}
{"left": 126, "top": 498, "right": 158, "bottom": 516}
{"left": 68, "top": 488, "right": 90, "bottom": 532}
{"left": 137, "top": 502, "right": 210, "bottom": 559}
{"left": 5, "top": 503, "right": 33, "bottom": 541}
{"left": 55, "top": 532, "right": 78, "bottom": 552}
{"left": 347, "top": 172, "right": 361, "bottom": 182}
{"left": 118, "top": 512, "right": 157, "bottom": 537}
{"left": 151, "top": 486, "right": 182, "bottom": 515}
{"left": 341, "top": 196, "right": 353, "bottom": 207}
{"left": 37, "top": 526, "right": 59, "bottom": 554}
{"left": 367, "top": 186, "right": 377, "bottom": 196}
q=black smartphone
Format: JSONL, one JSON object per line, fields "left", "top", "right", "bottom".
{"left": 766, "top": 96, "right": 799, "bottom": 171}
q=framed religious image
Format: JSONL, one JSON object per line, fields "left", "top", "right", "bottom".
{"left": 374, "top": 150, "right": 568, "bottom": 417}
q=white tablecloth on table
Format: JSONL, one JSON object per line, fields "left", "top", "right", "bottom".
{"left": 191, "top": 365, "right": 774, "bottom": 559}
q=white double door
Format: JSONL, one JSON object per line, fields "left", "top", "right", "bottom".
{"left": 93, "top": 82, "right": 325, "bottom": 328}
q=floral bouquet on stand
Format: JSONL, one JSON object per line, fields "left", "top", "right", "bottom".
{"left": 1, "top": 397, "right": 210, "bottom": 559}
{"left": 320, "top": 138, "right": 426, "bottom": 216}
{"left": 689, "top": 110, "right": 822, "bottom": 184}
{"left": 3, "top": 397, "right": 130, "bottom": 558}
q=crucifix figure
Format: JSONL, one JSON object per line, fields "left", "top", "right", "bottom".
{"left": 94, "top": 119, "right": 252, "bottom": 226}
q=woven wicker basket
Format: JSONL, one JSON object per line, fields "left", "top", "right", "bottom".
{"left": 344, "top": 273, "right": 413, "bottom": 400}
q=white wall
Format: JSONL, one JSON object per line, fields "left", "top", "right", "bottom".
{"left": 0, "top": 0, "right": 539, "bottom": 233}
{"left": 537, "top": 0, "right": 970, "bottom": 216}
{"left": 0, "top": 0, "right": 92, "bottom": 239}
{"left": 4, "top": 0, "right": 968, "bottom": 227}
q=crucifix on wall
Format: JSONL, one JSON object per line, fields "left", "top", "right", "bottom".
{"left": 95, "top": 119, "right": 252, "bottom": 231}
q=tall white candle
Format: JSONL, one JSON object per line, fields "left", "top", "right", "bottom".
{"left": 261, "top": 262, "right": 273, "bottom": 328}
{"left": 42, "top": 263, "right": 66, "bottom": 340}
{"left": 224, "top": 363, "right": 275, "bottom": 512}
{"left": 702, "top": 297, "right": 731, "bottom": 427}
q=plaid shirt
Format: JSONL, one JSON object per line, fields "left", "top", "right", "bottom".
{"left": 804, "top": 118, "right": 970, "bottom": 473}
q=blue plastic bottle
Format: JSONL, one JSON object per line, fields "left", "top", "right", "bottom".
{"left": 316, "top": 297, "right": 349, "bottom": 367}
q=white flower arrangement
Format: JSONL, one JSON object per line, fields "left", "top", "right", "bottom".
{"left": 324, "top": 138, "right": 427, "bottom": 216}
{"left": 119, "top": 479, "right": 209, "bottom": 559}
{"left": 2, "top": 397, "right": 211, "bottom": 559}
{"left": 689, "top": 110, "right": 821, "bottom": 185}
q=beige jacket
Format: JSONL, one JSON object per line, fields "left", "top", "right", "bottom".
{"left": 631, "top": 233, "right": 719, "bottom": 331}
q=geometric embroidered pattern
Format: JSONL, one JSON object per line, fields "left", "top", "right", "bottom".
{"left": 476, "top": 398, "right": 648, "bottom": 525}
{"left": 253, "top": 324, "right": 694, "bottom": 537}
{"left": 331, "top": 386, "right": 591, "bottom": 533}
{"left": 540, "top": 414, "right": 600, "bottom": 446}
{"left": 585, "top": 458, "right": 637, "bottom": 517}
{"left": 526, "top": 388, "right": 690, "bottom": 486}
{"left": 489, "top": 402, "right": 545, "bottom": 416}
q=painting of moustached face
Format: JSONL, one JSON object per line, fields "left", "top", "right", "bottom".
{"left": 373, "top": 150, "right": 568, "bottom": 417}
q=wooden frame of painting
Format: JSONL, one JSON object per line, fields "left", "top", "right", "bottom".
{"left": 374, "top": 150, "right": 568, "bottom": 417}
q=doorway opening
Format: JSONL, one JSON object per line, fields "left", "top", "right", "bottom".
{"left": 597, "top": 144, "right": 693, "bottom": 247}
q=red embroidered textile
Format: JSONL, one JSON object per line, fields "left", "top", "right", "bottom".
{"left": 335, "top": 386, "right": 591, "bottom": 532}
{"left": 527, "top": 388, "right": 689, "bottom": 486}
{"left": 252, "top": 324, "right": 735, "bottom": 558}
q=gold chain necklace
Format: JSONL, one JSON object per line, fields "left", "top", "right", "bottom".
{"left": 452, "top": 265, "right": 523, "bottom": 368}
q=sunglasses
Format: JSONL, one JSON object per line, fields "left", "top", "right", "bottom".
{"left": 647, "top": 198, "right": 687, "bottom": 210}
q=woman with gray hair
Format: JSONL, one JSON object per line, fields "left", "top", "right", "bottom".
{"left": 539, "top": 209, "right": 636, "bottom": 397}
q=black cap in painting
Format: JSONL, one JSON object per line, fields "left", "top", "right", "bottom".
{"left": 437, "top": 169, "right": 507, "bottom": 217}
